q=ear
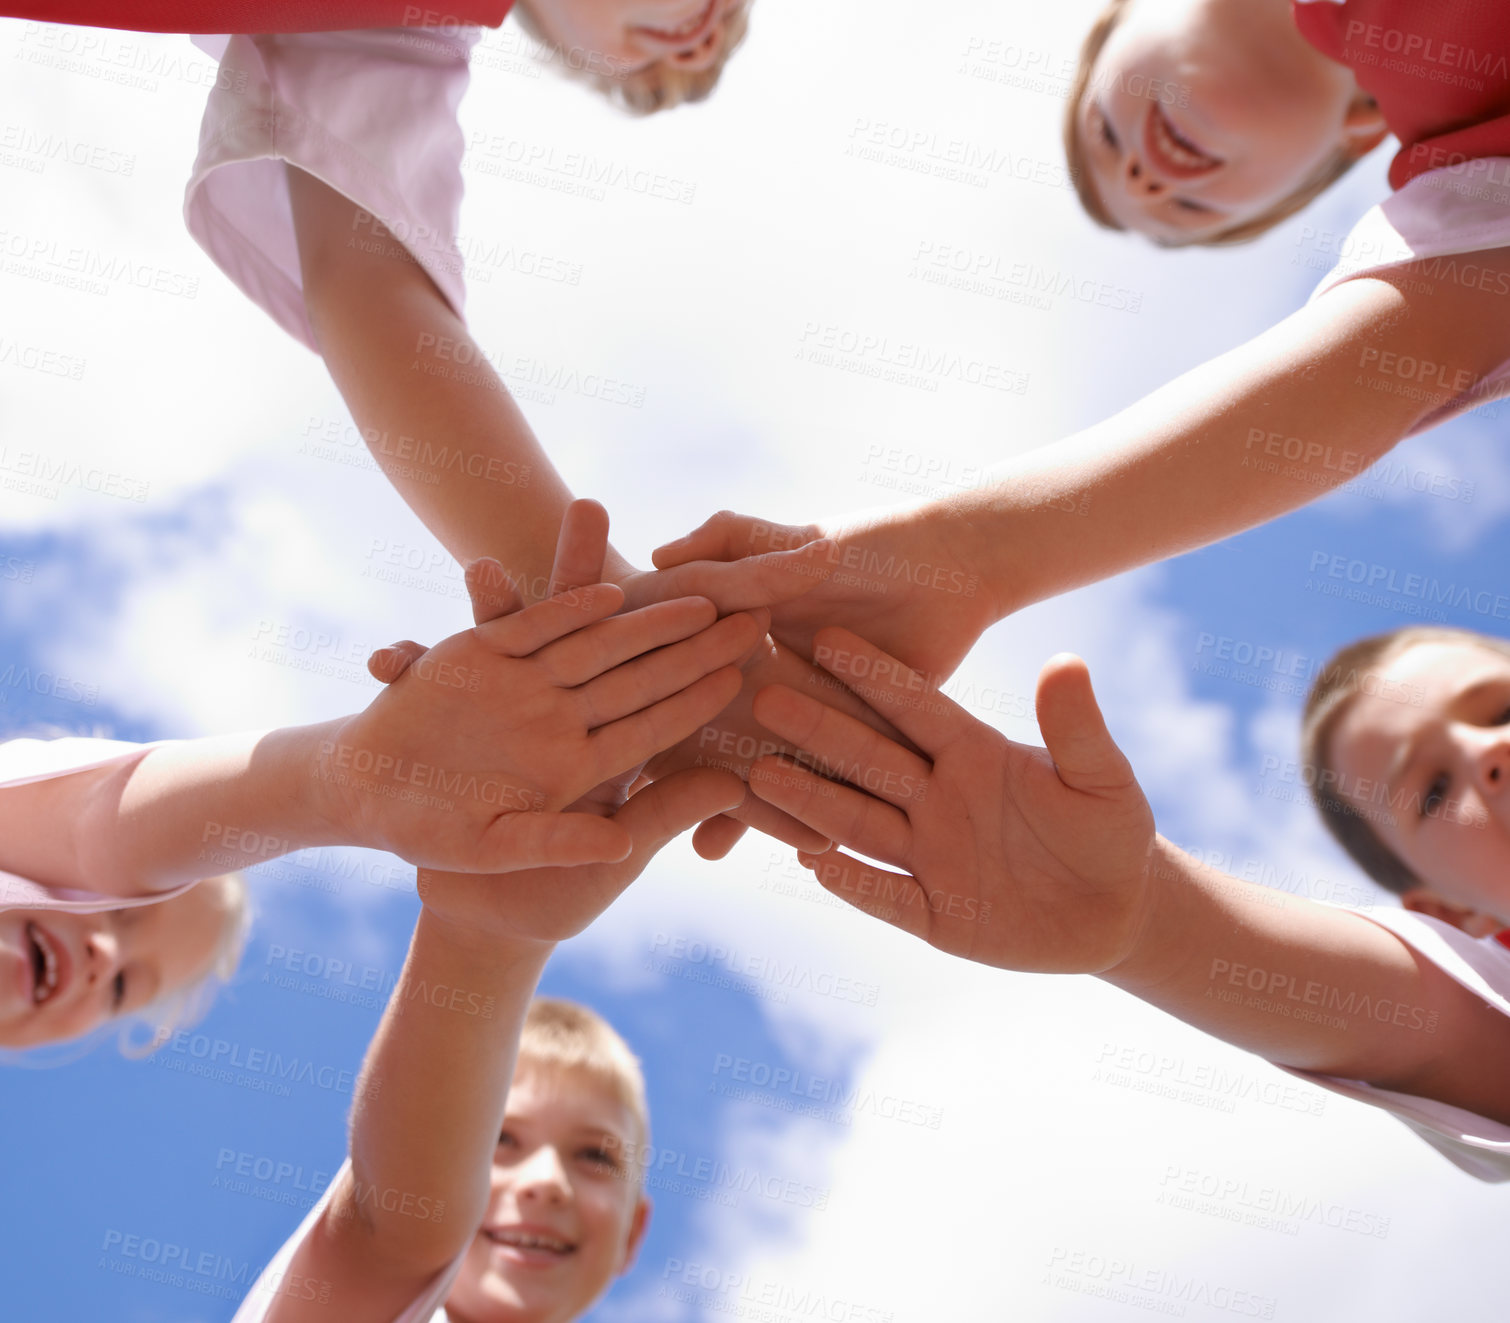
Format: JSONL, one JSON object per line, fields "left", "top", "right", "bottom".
{"left": 617, "top": 1194, "right": 652, "bottom": 1275}
{"left": 1341, "top": 93, "right": 1388, "bottom": 160}
{"left": 1400, "top": 887, "right": 1502, "bottom": 938}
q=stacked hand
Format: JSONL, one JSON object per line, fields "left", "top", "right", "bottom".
{"left": 647, "top": 507, "right": 1001, "bottom": 682}
{"left": 745, "top": 627, "right": 1157, "bottom": 975}
{"left": 325, "top": 512, "right": 760, "bottom": 874}
{"left": 374, "top": 502, "right": 921, "bottom": 862}
{"left": 364, "top": 501, "right": 1157, "bottom": 976}
{"left": 368, "top": 502, "right": 752, "bottom": 946}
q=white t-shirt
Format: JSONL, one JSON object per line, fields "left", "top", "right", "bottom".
{"left": 1285, "top": 905, "right": 1510, "bottom": 1182}
{"left": 0, "top": 737, "right": 194, "bottom": 911}
{"left": 230, "top": 1158, "right": 467, "bottom": 1323}
{"left": 1309, "top": 159, "right": 1510, "bottom": 434}
{"left": 184, "top": 27, "right": 478, "bottom": 352}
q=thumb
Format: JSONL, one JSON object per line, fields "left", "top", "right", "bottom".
{"left": 631, "top": 544, "right": 833, "bottom": 615}
{"left": 366, "top": 639, "right": 428, "bottom": 684}
{"left": 1034, "top": 654, "right": 1138, "bottom": 796}
{"left": 691, "top": 814, "right": 747, "bottom": 860}
{"left": 476, "top": 810, "right": 634, "bottom": 871}
{"left": 614, "top": 769, "right": 747, "bottom": 862}
{"left": 464, "top": 557, "right": 524, "bottom": 625}
{"left": 653, "top": 511, "right": 821, "bottom": 569}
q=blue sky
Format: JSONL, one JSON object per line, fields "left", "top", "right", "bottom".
{"left": 3, "top": 2, "right": 1508, "bottom": 1320}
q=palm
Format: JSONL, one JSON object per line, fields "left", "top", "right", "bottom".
{"left": 749, "top": 632, "right": 1157, "bottom": 977}
{"left": 644, "top": 632, "right": 916, "bottom": 854}
{"left": 913, "top": 730, "right": 1155, "bottom": 973}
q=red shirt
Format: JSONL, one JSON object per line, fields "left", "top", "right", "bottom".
{"left": 4, "top": 1, "right": 512, "bottom": 32}
{"left": 1293, "top": 0, "right": 1510, "bottom": 189}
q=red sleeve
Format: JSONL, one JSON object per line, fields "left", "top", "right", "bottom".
{"left": 1291, "top": 0, "right": 1510, "bottom": 190}
{"left": 2, "top": 0, "right": 512, "bottom": 32}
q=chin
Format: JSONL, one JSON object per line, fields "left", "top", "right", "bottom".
{"left": 454, "top": 1272, "right": 573, "bottom": 1323}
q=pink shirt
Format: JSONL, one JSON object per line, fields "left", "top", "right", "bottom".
{"left": 1306, "top": 163, "right": 1510, "bottom": 433}
{"left": 1286, "top": 905, "right": 1510, "bottom": 1182}
{"left": 0, "top": 738, "right": 196, "bottom": 912}
{"left": 184, "top": 26, "right": 478, "bottom": 352}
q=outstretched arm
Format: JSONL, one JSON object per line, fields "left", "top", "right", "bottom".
{"left": 747, "top": 628, "right": 1510, "bottom": 1123}
{"left": 261, "top": 759, "right": 743, "bottom": 1323}
{"left": 0, "top": 725, "right": 345, "bottom": 898}
{"left": 287, "top": 166, "right": 827, "bottom": 612}
{"left": 0, "top": 558, "right": 758, "bottom": 895}
{"left": 654, "top": 246, "right": 1510, "bottom": 680}
{"left": 286, "top": 166, "right": 902, "bottom": 855}
{"left": 956, "top": 253, "right": 1510, "bottom": 616}
{"left": 259, "top": 524, "right": 748, "bottom": 1323}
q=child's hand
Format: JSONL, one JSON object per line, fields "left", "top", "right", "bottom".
{"left": 325, "top": 579, "right": 758, "bottom": 874}
{"left": 746, "top": 628, "right": 1157, "bottom": 975}
{"left": 650, "top": 508, "right": 1000, "bottom": 685}
{"left": 416, "top": 766, "right": 746, "bottom": 951}
{"left": 371, "top": 506, "right": 893, "bottom": 863}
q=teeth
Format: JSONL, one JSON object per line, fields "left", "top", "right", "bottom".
{"left": 1153, "top": 111, "right": 1215, "bottom": 170}
{"left": 28, "top": 923, "right": 59, "bottom": 1005}
{"left": 490, "top": 1229, "right": 572, "bottom": 1253}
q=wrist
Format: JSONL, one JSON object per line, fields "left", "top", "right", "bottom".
{"left": 414, "top": 896, "right": 556, "bottom": 974}
{"left": 909, "top": 493, "right": 1018, "bottom": 627}
{"left": 282, "top": 718, "right": 371, "bottom": 848}
{"left": 1099, "top": 835, "right": 1190, "bottom": 994}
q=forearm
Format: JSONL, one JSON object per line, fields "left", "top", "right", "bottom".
{"left": 1105, "top": 838, "right": 1510, "bottom": 1124}
{"left": 5, "top": 723, "right": 348, "bottom": 897}
{"left": 949, "top": 279, "right": 1472, "bottom": 619}
{"left": 337, "top": 904, "right": 551, "bottom": 1271}
{"left": 287, "top": 166, "right": 636, "bottom": 598}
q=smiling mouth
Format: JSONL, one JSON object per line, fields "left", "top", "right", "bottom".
{"left": 633, "top": 0, "right": 718, "bottom": 43}
{"left": 484, "top": 1228, "right": 576, "bottom": 1257}
{"left": 26, "top": 922, "right": 62, "bottom": 1007}
{"left": 1144, "top": 104, "right": 1222, "bottom": 179}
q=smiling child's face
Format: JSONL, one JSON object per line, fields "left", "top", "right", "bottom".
{"left": 1076, "top": 0, "right": 1377, "bottom": 242}
{"left": 523, "top": 0, "right": 746, "bottom": 76}
{"left": 1328, "top": 641, "right": 1510, "bottom": 926}
{"left": 445, "top": 1062, "right": 649, "bottom": 1323}
{"left": 0, "top": 886, "right": 228, "bottom": 1048}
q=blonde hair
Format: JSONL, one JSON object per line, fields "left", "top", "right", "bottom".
{"left": 518, "top": 997, "right": 650, "bottom": 1155}
{"left": 121, "top": 872, "right": 251, "bottom": 1058}
{"left": 512, "top": 1, "right": 751, "bottom": 115}
{"left": 1064, "top": 0, "right": 1362, "bottom": 247}
{"left": 0, "top": 874, "right": 251, "bottom": 1068}
{"left": 1301, "top": 627, "right": 1510, "bottom": 895}
{"left": 0, "top": 730, "right": 251, "bottom": 1063}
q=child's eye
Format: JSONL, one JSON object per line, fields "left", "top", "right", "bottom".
{"left": 580, "top": 1146, "right": 621, "bottom": 1172}
{"left": 1093, "top": 104, "right": 1118, "bottom": 150}
{"left": 1420, "top": 773, "right": 1450, "bottom": 819}
{"left": 111, "top": 970, "right": 127, "bottom": 1011}
{"left": 496, "top": 1130, "right": 518, "bottom": 1149}
{"left": 1172, "top": 197, "right": 1213, "bottom": 214}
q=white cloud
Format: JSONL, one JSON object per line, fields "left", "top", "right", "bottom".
{"left": 2, "top": 1, "right": 1501, "bottom": 1318}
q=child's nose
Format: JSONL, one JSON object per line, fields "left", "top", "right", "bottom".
{"left": 1472, "top": 735, "right": 1510, "bottom": 798}
{"left": 670, "top": 27, "right": 722, "bottom": 71}
{"left": 1123, "top": 153, "right": 1166, "bottom": 197}
{"left": 85, "top": 929, "right": 120, "bottom": 982}
{"left": 514, "top": 1147, "right": 571, "bottom": 1201}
